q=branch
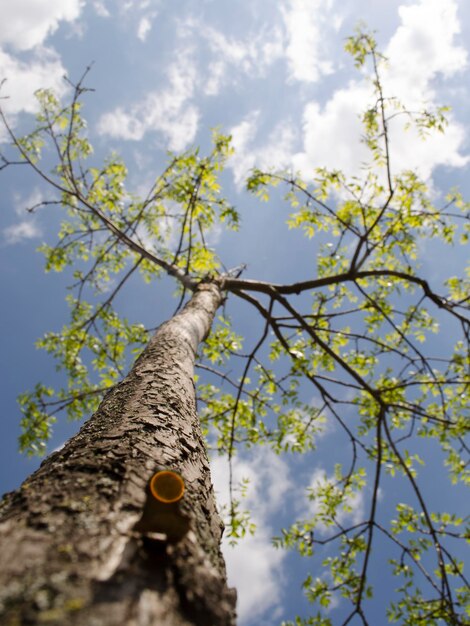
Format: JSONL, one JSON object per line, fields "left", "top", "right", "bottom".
{"left": 0, "top": 100, "right": 197, "bottom": 292}
{"left": 224, "top": 269, "right": 469, "bottom": 324}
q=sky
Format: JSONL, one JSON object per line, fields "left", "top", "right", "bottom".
{"left": 0, "top": 1, "right": 469, "bottom": 624}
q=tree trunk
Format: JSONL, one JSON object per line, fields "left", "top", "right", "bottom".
{"left": 0, "top": 283, "right": 236, "bottom": 626}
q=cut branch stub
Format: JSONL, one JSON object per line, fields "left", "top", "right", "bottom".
{"left": 135, "top": 470, "right": 190, "bottom": 542}
{"left": 150, "top": 470, "right": 185, "bottom": 503}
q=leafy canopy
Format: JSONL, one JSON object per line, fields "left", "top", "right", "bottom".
{"left": 1, "top": 29, "right": 469, "bottom": 626}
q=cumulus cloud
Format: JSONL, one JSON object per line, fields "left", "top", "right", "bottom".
{"left": 221, "top": 528, "right": 285, "bottom": 624}
{"left": 293, "top": 0, "right": 468, "bottom": 181}
{"left": 387, "top": 0, "right": 467, "bottom": 94}
{"left": 211, "top": 449, "right": 292, "bottom": 624}
{"left": 97, "top": 51, "right": 199, "bottom": 151}
{"left": 292, "top": 82, "right": 370, "bottom": 176}
{"left": 229, "top": 112, "right": 296, "bottom": 186}
{"left": 0, "top": 0, "right": 83, "bottom": 51}
{"left": 0, "top": 48, "right": 68, "bottom": 121}
{"left": 281, "top": 0, "right": 339, "bottom": 82}
{"left": 0, "top": 0, "right": 76, "bottom": 127}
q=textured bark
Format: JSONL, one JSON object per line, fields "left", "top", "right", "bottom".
{"left": 0, "top": 283, "right": 236, "bottom": 626}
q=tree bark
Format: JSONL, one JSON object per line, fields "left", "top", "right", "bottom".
{"left": 0, "top": 283, "right": 236, "bottom": 626}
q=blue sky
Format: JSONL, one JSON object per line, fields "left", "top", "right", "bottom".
{"left": 0, "top": 1, "right": 469, "bottom": 624}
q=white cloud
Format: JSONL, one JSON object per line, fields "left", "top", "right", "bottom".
{"left": 111, "top": 0, "right": 162, "bottom": 30}
{"left": 222, "top": 528, "right": 285, "bottom": 624}
{"left": 281, "top": 0, "right": 338, "bottom": 82}
{"left": 228, "top": 113, "right": 260, "bottom": 185}
{"left": 0, "top": 0, "right": 83, "bottom": 51}
{"left": 292, "top": 82, "right": 369, "bottom": 177}
{"left": 229, "top": 112, "right": 296, "bottom": 186}
{"left": 97, "top": 51, "right": 199, "bottom": 151}
{"left": 0, "top": 47, "right": 68, "bottom": 121}
{"left": 205, "top": 61, "right": 227, "bottom": 97}
{"left": 13, "top": 188, "right": 46, "bottom": 216}
{"left": 292, "top": 0, "right": 468, "bottom": 181}
{"left": 137, "top": 16, "right": 152, "bottom": 42}
{"left": 2, "top": 188, "right": 45, "bottom": 245}
{"left": 119, "top": 0, "right": 155, "bottom": 12}
{"left": 181, "top": 19, "right": 283, "bottom": 96}
{"left": 205, "top": 26, "right": 284, "bottom": 75}
{"left": 0, "top": 1, "right": 77, "bottom": 130}
{"left": 92, "top": 0, "right": 111, "bottom": 17}
{"left": 211, "top": 449, "right": 291, "bottom": 624}
{"left": 386, "top": 0, "right": 467, "bottom": 97}
{"left": 3, "top": 220, "right": 42, "bottom": 244}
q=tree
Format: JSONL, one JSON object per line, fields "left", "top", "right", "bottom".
{"left": 0, "top": 32, "right": 468, "bottom": 626}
